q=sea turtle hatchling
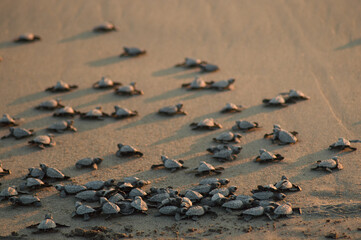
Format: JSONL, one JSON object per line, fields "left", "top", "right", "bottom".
{"left": 0, "top": 186, "right": 18, "bottom": 201}
{"left": 255, "top": 149, "right": 284, "bottom": 163}
{"left": 0, "top": 162, "right": 10, "bottom": 178}
{"left": 158, "top": 103, "right": 187, "bottom": 116}
{"left": 311, "top": 156, "right": 343, "bottom": 173}
{"left": 175, "top": 57, "right": 206, "bottom": 68}
{"left": 329, "top": 137, "right": 361, "bottom": 151}
{"left": 14, "top": 33, "right": 41, "bottom": 43}
{"left": 211, "top": 148, "right": 241, "bottom": 162}
{"left": 40, "top": 163, "right": 70, "bottom": 180}
{"left": 55, "top": 184, "right": 87, "bottom": 197}
{"left": 190, "top": 118, "right": 222, "bottom": 130}
{"left": 213, "top": 132, "right": 242, "bottom": 143}
{"left": 252, "top": 191, "right": 286, "bottom": 201}
{"left": 75, "top": 157, "right": 103, "bottom": 170}
{"left": 120, "top": 47, "right": 146, "bottom": 57}
{"left": 92, "top": 76, "right": 122, "bottom": 89}
{"left": 80, "top": 107, "right": 109, "bottom": 120}
{"left": 220, "top": 103, "right": 244, "bottom": 113}
{"left": 75, "top": 190, "right": 105, "bottom": 202}
{"left": 274, "top": 176, "right": 302, "bottom": 192}
{"left": 191, "top": 161, "right": 224, "bottom": 177}
{"left": 181, "top": 76, "right": 214, "bottom": 90}
{"left": 199, "top": 178, "right": 230, "bottom": 186}
{"left": 35, "top": 99, "right": 64, "bottom": 110}
{"left": 84, "top": 179, "right": 115, "bottom": 190}
{"left": 209, "top": 186, "right": 237, "bottom": 197}
{"left": 272, "top": 202, "right": 302, "bottom": 219}
{"left": 232, "top": 120, "right": 260, "bottom": 132}
{"left": 262, "top": 95, "right": 292, "bottom": 107}
{"left": 20, "top": 177, "right": 51, "bottom": 190}
{"left": 26, "top": 167, "right": 45, "bottom": 179}
{"left": 26, "top": 214, "right": 69, "bottom": 233}
{"left": 130, "top": 196, "right": 148, "bottom": 213}
{"left": 119, "top": 177, "right": 150, "bottom": 188}
{"left": 222, "top": 199, "right": 244, "bottom": 212}
{"left": 10, "top": 195, "right": 41, "bottom": 207}
{"left": 206, "top": 145, "right": 242, "bottom": 154}
{"left": 1, "top": 127, "right": 34, "bottom": 140}
{"left": 111, "top": 106, "right": 138, "bottom": 119}
{"left": 53, "top": 106, "right": 80, "bottom": 117}
{"left": 115, "top": 82, "right": 144, "bottom": 96}
{"left": 183, "top": 205, "right": 213, "bottom": 221}
{"left": 209, "top": 79, "right": 235, "bottom": 91}
{"left": 100, "top": 197, "right": 120, "bottom": 218}
{"left": 116, "top": 143, "right": 143, "bottom": 157}
{"left": 190, "top": 182, "right": 221, "bottom": 195}
{"left": 151, "top": 155, "right": 188, "bottom": 172}
{"left": 71, "top": 201, "right": 97, "bottom": 221}
{"left": 280, "top": 89, "right": 310, "bottom": 101}
{"left": 0, "top": 114, "right": 21, "bottom": 127}
{"left": 239, "top": 206, "right": 272, "bottom": 221}
{"left": 264, "top": 125, "right": 298, "bottom": 145}
{"left": 45, "top": 81, "right": 78, "bottom": 92}
{"left": 93, "top": 22, "right": 118, "bottom": 32}
{"left": 28, "top": 134, "right": 56, "bottom": 149}
{"left": 199, "top": 63, "right": 219, "bottom": 72}
{"left": 128, "top": 188, "right": 148, "bottom": 198}
{"left": 47, "top": 120, "right": 77, "bottom": 133}
{"left": 158, "top": 206, "right": 183, "bottom": 220}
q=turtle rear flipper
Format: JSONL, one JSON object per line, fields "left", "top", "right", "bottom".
{"left": 151, "top": 164, "right": 164, "bottom": 169}
{"left": 264, "top": 133, "right": 274, "bottom": 138}
{"left": 325, "top": 168, "right": 333, "bottom": 173}
{"left": 274, "top": 154, "right": 284, "bottom": 161}
{"left": 255, "top": 156, "right": 261, "bottom": 162}
{"left": 181, "top": 83, "right": 191, "bottom": 88}
{"left": 0, "top": 169, "right": 10, "bottom": 176}
{"left": 346, "top": 146, "right": 357, "bottom": 151}
{"left": 285, "top": 98, "right": 296, "bottom": 104}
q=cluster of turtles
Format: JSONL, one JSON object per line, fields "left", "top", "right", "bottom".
{"left": 1, "top": 21, "right": 360, "bottom": 235}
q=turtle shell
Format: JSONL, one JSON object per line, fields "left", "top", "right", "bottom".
{"left": 149, "top": 193, "right": 170, "bottom": 203}
{"left": 317, "top": 159, "right": 337, "bottom": 168}
{"left": 184, "top": 58, "right": 201, "bottom": 67}
{"left": 75, "top": 190, "right": 98, "bottom": 202}
{"left": 124, "top": 47, "right": 143, "bottom": 55}
{"left": 108, "top": 193, "right": 125, "bottom": 203}
{"left": 28, "top": 168, "right": 45, "bottom": 179}
{"left": 38, "top": 219, "right": 56, "bottom": 230}
{"left": 98, "top": 77, "right": 114, "bottom": 87}
{"left": 186, "top": 206, "right": 205, "bottom": 216}
{"left": 64, "top": 185, "right": 87, "bottom": 194}
{"left": 274, "top": 203, "right": 293, "bottom": 215}
{"left": 19, "top": 33, "right": 35, "bottom": 40}
{"left": 48, "top": 121, "right": 68, "bottom": 130}
{"left": 260, "top": 150, "right": 276, "bottom": 161}
{"left": 0, "top": 187, "right": 18, "bottom": 197}
{"left": 102, "top": 200, "right": 120, "bottom": 214}
{"left": 215, "top": 132, "right": 236, "bottom": 141}
{"left": 11, "top": 128, "right": 33, "bottom": 138}
{"left": 334, "top": 138, "right": 350, "bottom": 147}
{"left": 56, "top": 106, "right": 75, "bottom": 114}
{"left": 211, "top": 79, "right": 233, "bottom": 89}
{"left": 222, "top": 199, "right": 243, "bottom": 209}
{"left": 86, "top": 109, "right": 103, "bottom": 117}
{"left": 84, "top": 181, "right": 105, "bottom": 190}
{"left": 76, "top": 203, "right": 96, "bottom": 215}
{"left": 119, "top": 145, "right": 137, "bottom": 153}
{"left": 243, "top": 206, "right": 264, "bottom": 216}
{"left": 76, "top": 158, "right": 94, "bottom": 167}
{"left": 159, "top": 206, "right": 179, "bottom": 215}
{"left": 185, "top": 190, "right": 203, "bottom": 201}
{"left": 33, "top": 135, "right": 51, "bottom": 144}
{"left": 269, "top": 95, "right": 285, "bottom": 104}
{"left": 26, "top": 178, "right": 44, "bottom": 187}
{"left": 14, "top": 195, "right": 40, "bottom": 205}
{"left": 114, "top": 106, "right": 134, "bottom": 117}
{"left": 116, "top": 85, "right": 134, "bottom": 93}
{"left": 0, "top": 114, "right": 16, "bottom": 124}
{"left": 235, "top": 120, "right": 256, "bottom": 130}
{"left": 129, "top": 188, "right": 147, "bottom": 198}
{"left": 131, "top": 196, "right": 148, "bottom": 211}
{"left": 190, "top": 77, "right": 207, "bottom": 89}
{"left": 200, "top": 63, "right": 219, "bottom": 72}
{"left": 159, "top": 105, "right": 178, "bottom": 114}
{"left": 38, "top": 99, "right": 59, "bottom": 108}
{"left": 198, "top": 161, "right": 215, "bottom": 172}
{"left": 164, "top": 159, "right": 183, "bottom": 169}
{"left": 278, "top": 130, "right": 297, "bottom": 143}
{"left": 45, "top": 167, "right": 65, "bottom": 179}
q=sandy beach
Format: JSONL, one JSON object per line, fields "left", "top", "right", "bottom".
{"left": 0, "top": 0, "right": 360, "bottom": 239}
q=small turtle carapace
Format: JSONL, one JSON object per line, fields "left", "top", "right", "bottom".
{"left": 158, "top": 103, "right": 187, "bottom": 116}
{"left": 272, "top": 202, "right": 302, "bottom": 219}
{"left": 191, "top": 161, "right": 225, "bottom": 177}
{"left": 255, "top": 149, "right": 284, "bottom": 163}
{"left": 26, "top": 214, "right": 69, "bottom": 233}
{"left": 35, "top": 99, "right": 64, "bottom": 110}
{"left": 45, "top": 81, "right": 78, "bottom": 92}
{"left": 28, "top": 134, "right": 56, "bottom": 149}
{"left": 120, "top": 47, "right": 146, "bottom": 57}
{"left": 80, "top": 107, "right": 109, "bottom": 120}
{"left": 190, "top": 118, "right": 222, "bottom": 130}
{"left": 0, "top": 162, "right": 10, "bottom": 178}
{"left": 1, "top": 127, "right": 34, "bottom": 139}
{"left": 10, "top": 195, "right": 41, "bottom": 207}
{"left": 199, "top": 63, "right": 219, "bottom": 73}
{"left": 111, "top": 105, "right": 138, "bottom": 119}
{"left": 114, "top": 82, "right": 144, "bottom": 96}
{"left": 0, "top": 114, "right": 21, "bottom": 127}
{"left": 280, "top": 89, "right": 310, "bottom": 101}
{"left": 274, "top": 176, "right": 302, "bottom": 192}
{"left": 72, "top": 201, "right": 97, "bottom": 221}
{"left": 263, "top": 95, "right": 292, "bottom": 107}
{"left": 175, "top": 58, "right": 206, "bottom": 68}
{"left": 75, "top": 158, "right": 103, "bottom": 170}
{"left": 116, "top": 143, "right": 143, "bottom": 157}
{"left": 232, "top": 120, "right": 260, "bottom": 131}
{"left": 40, "top": 163, "right": 70, "bottom": 180}
{"left": 329, "top": 137, "right": 360, "bottom": 151}
{"left": 92, "top": 76, "right": 122, "bottom": 89}
{"left": 47, "top": 120, "right": 77, "bottom": 133}
{"left": 181, "top": 76, "right": 214, "bottom": 90}
{"left": 14, "top": 33, "right": 41, "bottom": 43}
{"left": 311, "top": 156, "right": 343, "bottom": 173}
{"left": 211, "top": 147, "right": 241, "bottom": 162}
{"left": 93, "top": 22, "right": 118, "bottom": 32}
{"left": 264, "top": 125, "right": 298, "bottom": 145}
{"left": 151, "top": 155, "right": 188, "bottom": 172}
{"left": 213, "top": 132, "right": 242, "bottom": 143}
{"left": 53, "top": 106, "right": 80, "bottom": 117}
{"left": 220, "top": 103, "right": 244, "bottom": 113}
{"left": 209, "top": 79, "right": 235, "bottom": 91}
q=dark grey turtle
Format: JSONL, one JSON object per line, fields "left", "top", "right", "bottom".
{"left": 175, "top": 58, "right": 206, "bottom": 68}
{"left": 128, "top": 188, "right": 147, "bottom": 198}
{"left": 26, "top": 214, "right": 69, "bottom": 233}
{"left": 253, "top": 184, "right": 278, "bottom": 193}
{"left": 47, "top": 120, "right": 77, "bottom": 133}
{"left": 40, "top": 163, "right": 70, "bottom": 180}
{"left": 120, "top": 177, "right": 150, "bottom": 187}
{"left": 311, "top": 156, "right": 343, "bottom": 173}
{"left": 274, "top": 176, "right": 302, "bottom": 192}
{"left": 191, "top": 182, "right": 221, "bottom": 195}
{"left": 184, "top": 190, "right": 203, "bottom": 202}
{"left": 84, "top": 179, "right": 114, "bottom": 190}
{"left": 190, "top": 118, "right": 222, "bottom": 130}
{"left": 0, "top": 114, "right": 21, "bottom": 127}
{"left": 158, "top": 103, "right": 187, "bottom": 116}
{"left": 80, "top": 107, "right": 109, "bottom": 120}
{"left": 181, "top": 76, "right": 214, "bottom": 90}
{"left": 75, "top": 190, "right": 105, "bottom": 202}
{"left": 10, "top": 195, "right": 41, "bottom": 207}
{"left": 14, "top": 33, "right": 41, "bottom": 43}
{"left": 329, "top": 137, "right": 360, "bottom": 151}
{"left": 0, "top": 186, "right": 18, "bottom": 201}
{"left": 209, "top": 78, "right": 235, "bottom": 90}
{"left": 252, "top": 191, "right": 286, "bottom": 201}
{"left": 209, "top": 186, "right": 237, "bottom": 197}
{"left": 93, "top": 76, "right": 122, "bottom": 89}
{"left": 35, "top": 99, "right": 64, "bottom": 110}
{"left": 117, "top": 200, "right": 135, "bottom": 215}
{"left": 264, "top": 125, "right": 298, "bottom": 145}
{"left": 255, "top": 149, "right": 284, "bottom": 163}
{"left": 210, "top": 193, "right": 227, "bottom": 205}
{"left": 192, "top": 161, "right": 224, "bottom": 177}
{"left": 93, "top": 22, "right": 118, "bottom": 32}
{"left": 199, "top": 63, "right": 219, "bottom": 72}
{"left": 211, "top": 148, "right": 240, "bottom": 162}
{"left": 148, "top": 192, "right": 172, "bottom": 204}
{"left": 108, "top": 193, "right": 125, "bottom": 203}
{"left": 75, "top": 157, "right": 103, "bottom": 170}
{"left": 1, "top": 127, "right": 34, "bottom": 140}
{"left": 20, "top": 177, "right": 51, "bottom": 190}
{"left": 240, "top": 206, "right": 272, "bottom": 221}
{"left": 55, "top": 184, "right": 87, "bottom": 197}
{"left": 116, "top": 182, "right": 135, "bottom": 192}
{"left": 26, "top": 167, "right": 45, "bottom": 179}
{"left": 115, "top": 82, "right": 144, "bottom": 96}
{"left": 53, "top": 106, "right": 80, "bottom": 117}
{"left": 199, "top": 178, "right": 230, "bottom": 186}
{"left": 206, "top": 145, "right": 242, "bottom": 154}
{"left": 71, "top": 201, "right": 97, "bottom": 221}
{"left": 232, "top": 120, "right": 260, "bottom": 131}
{"left": 280, "top": 89, "right": 310, "bottom": 101}
{"left": 220, "top": 103, "right": 244, "bottom": 113}
{"left": 45, "top": 81, "right": 78, "bottom": 92}
{"left": 263, "top": 95, "right": 290, "bottom": 107}
{"left": 158, "top": 206, "right": 183, "bottom": 220}
{"left": 0, "top": 162, "right": 10, "bottom": 178}
{"left": 120, "top": 47, "right": 146, "bottom": 57}
{"left": 180, "top": 197, "right": 193, "bottom": 209}
{"left": 235, "top": 195, "right": 255, "bottom": 206}
{"left": 28, "top": 134, "right": 56, "bottom": 149}
{"left": 130, "top": 196, "right": 148, "bottom": 213}
{"left": 273, "top": 202, "right": 302, "bottom": 219}
{"left": 213, "top": 132, "right": 242, "bottom": 143}
{"left": 184, "top": 205, "right": 212, "bottom": 221}
{"left": 151, "top": 155, "right": 188, "bottom": 172}
{"left": 111, "top": 105, "right": 138, "bottom": 119}
{"left": 116, "top": 143, "right": 143, "bottom": 157}
{"left": 222, "top": 199, "right": 244, "bottom": 212}
{"left": 100, "top": 197, "right": 120, "bottom": 217}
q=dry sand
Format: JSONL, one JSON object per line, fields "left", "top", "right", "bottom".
{"left": 0, "top": 0, "right": 360, "bottom": 239}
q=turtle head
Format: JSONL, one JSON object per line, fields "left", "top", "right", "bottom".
{"left": 218, "top": 179, "right": 230, "bottom": 186}
{"left": 231, "top": 146, "right": 242, "bottom": 154}
{"left": 130, "top": 82, "right": 136, "bottom": 86}
{"left": 94, "top": 158, "right": 103, "bottom": 165}
{"left": 281, "top": 176, "right": 288, "bottom": 181}
{"left": 136, "top": 180, "right": 150, "bottom": 188}
{"left": 117, "top": 143, "right": 124, "bottom": 149}
{"left": 203, "top": 205, "right": 211, "bottom": 212}
{"left": 160, "top": 155, "right": 168, "bottom": 163}
{"left": 9, "top": 196, "right": 19, "bottom": 204}
{"left": 211, "top": 182, "right": 221, "bottom": 189}
{"left": 9, "top": 127, "right": 15, "bottom": 132}
{"left": 99, "top": 197, "right": 108, "bottom": 204}
{"left": 235, "top": 133, "right": 242, "bottom": 139}
{"left": 54, "top": 184, "right": 64, "bottom": 191}
{"left": 273, "top": 124, "right": 281, "bottom": 129}
{"left": 176, "top": 103, "right": 183, "bottom": 110}
{"left": 114, "top": 105, "right": 121, "bottom": 110}
{"left": 105, "top": 179, "right": 115, "bottom": 187}
{"left": 259, "top": 149, "right": 267, "bottom": 154}
{"left": 331, "top": 156, "right": 338, "bottom": 161}
{"left": 229, "top": 186, "right": 238, "bottom": 194}
{"left": 227, "top": 78, "right": 235, "bottom": 84}
{"left": 96, "top": 190, "right": 106, "bottom": 197}
{"left": 66, "top": 120, "right": 74, "bottom": 125}
{"left": 75, "top": 201, "right": 82, "bottom": 208}
{"left": 39, "top": 163, "right": 48, "bottom": 171}
{"left": 95, "top": 106, "right": 102, "bottom": 110}
{"left": 264, "top": 205, "right": 275, "bottom": 213}
{"left": 33, "top": 35, "right": 41, "bottom": 41}
{"left": 44, "top": 213, "right": 53, "bottom": 220}
{"left": 274, "top": 192, "right": 286, "bottom": 200}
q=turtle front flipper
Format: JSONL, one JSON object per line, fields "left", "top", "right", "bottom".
{"left": 55, "top": 223, "right": 69, "bottom": 228}
{"left": 264, "top": 133, "right": 273, "bottom": 138}
{"left": 346, "top": 146, "right": 357, "bottom": 151}
{"left": 274, "top": 154, "right": 284, "bottom": 161}
{"left": 1, "top": 133, "right": 12, "bottom": 139}
{"left": 0, "top": 169, "right": 10, "bottom": 176}
{"left": 151, "top": 164, "right": 164, "bottom": 169}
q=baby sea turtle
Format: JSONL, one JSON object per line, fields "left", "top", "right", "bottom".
{"left": 129, "top": 188, "right": 147, "bottom": 198}
{"left": 120, "top": 47, "right": 146, "bottom": 57}
{"left": 192, "top": 161, "right": 224, "bottom": 177}
{"left": 211, "top": 148, "right": 241, "bottom": 162}
{"left": 28, "top": 134, "right": 56, "bottom": 149}
{"left": 47, "top": 120, "right": 77, "bottom": 133}
{"left": 100, "top": 197, "right": 120, "bottom": 218}
{"left": 84, "top": 179, "right": 115, "bottom": 190}
{"left": 264, "top": 125, "right": 298, "bottom": 145}
{"left": 274, "top": 176, "right": 302, "bottom": 192}
{"left": 115, "top": 82, "right": 144, "bottom": 96}
{"left": 75, "top": 190, "right": 104, "bottom": 202}
{"left": 181, "top": 76, "right": 214, "bottom": 90}
{"left": 35, "top": 99, "right": 64, "bottom": 110}
{"left": 175, "top": 58, "right": 206, "bottom": 68}
{"left": 20, "top": 177, "right": 51, "bottom": 190}
{"left": 151, "top": 155, "right": 188, "bottom": 172}
{"left": 220, "top": 103, "right": 244, "bottom": 113}
{"left": 158, "top": 206, "right": 183, "bottom": 220}
{"left": 207, "top": 145, "right": 242, "bottom": 154}
{"left": 199, "top": 63, "right": 219, "bottom": 72}
{"left": 213, "top": 132, "right": 242, "bottom": 143}
{"left": 209, "top": 193, "right": 227, "bottom": 206}
{"left": 280, "top": 89, "right": 310, "bottom": 101}
{"left": 263, "top": 95, "right": 293, "bottom": 107}
{"left": 255, "top": 149, "right": 284, "bottom": 163}
{"left": 120, "top": 177, "right": 150, "bottom": 187}
{"left": 311, "top": 156, "right": 343, "bottom": 173}
{"left": 0, "top": 162, "right": 10, "bottom": 177}
{"left": 111, "top": 105, "right": 138, "bottom": 119}
{"left": 209, "top": 186, "right": 237, "bottom": 197}
{"left": 80, "top": 107, "right": 109, "bottom": 120}
{"left": 235, "top": 195, "right": 255, "bottom": 206}
{"left": 26, "top": 214, "right": 69, "bottom": 233}
{"left": 0, "top": 186, "right": 18, "bottom": 201}
{"left": 184, "top": 190, "right": 203, "bottom": 202}
{"left": 222, "top": 199, "right": 244, "bottom": 212}
{"left": 1, "top": 127, "right": 34, "bottom": 139}
{"left": 329, "top": 137, "right": 361, "bottom": 151}
{"left": 190, "top": 118, "right": 222, "bottom": 130}
{"left": 93, "top": 22, "right": 118, "bottom": 32}
{"left": 116, "top": 143, "right": 143, "bottom": 157}
{"left": 158, "top": 103, "right": 187, "bottom": 116}
{"left": 240, "top": 206, "right": 272, "bottom": 221}
{"left": 72, "top": 201, "right": 97, "bottom": 221}
{"left": 55, "top": 184, "right": 87, "bottom": 197}
{"left": 273, "top": 202, "right": 301, "bottom": 219}
{"left": 14, "top": 33, "right": 41, "bottom": 43}
{"left": 75, "top": 157, "right": 103, "bottom": 170}
{"left": 252, "top": 191, "right": 286, "bottom": 201}
{"left": 209, "top": 79, "right": 235, "bottom": 91}
{"left": 183, "top": 205, "right": 212, "bottom": 221}
{"left": 40, "top": 163, "right": 70, "bottom": 180}
{"left": 199, "top": 178, "right": 230, "bottom": 186}
{"left": 26, "top": 167, "right": 45, "bottom": 179}
{"left": 53, "top": 106, "right": 80, "bottom": 117}
{"left": 0, "top": 114, "right": 21, "bottom": 127}
{"left": 10, "top": 195, "right": 41, "bottom": 207}
{"left": 191, "top": 182, "right": 221, "bottom": 195}
{"left": 130, "top": 196, "right": 148, "bottom": 213}
{"left": 93, "top": 76, "right": 122, "bottom": 89}
{"left": 232, "top": 120, "right": 260, "bottom": 131}
{"left": 45, "top": 81, "right": 78, "bottom": 92}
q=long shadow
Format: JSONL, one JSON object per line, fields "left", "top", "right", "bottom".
{"left": 144, "top": 88, "right": 190, "bottom": 103}
{"left": 174, "top": 71, "right": 203, "bottom": 80}
{"left": 86, "top": 55, "right": 128, "bottom": 67}
{"left": 224, "top": 104, "right": 284, "bottom": 123}
{"left": 8, "top": 91, "right": 51, "bottom": 106}
{"left": 334, "top": 38, "right": 361, "bottom": 51}
{"left": 0, "top": 145, "right": 43, "bottom": 160}
{"left": 59, "top": 31, "right": 103, "bottom": 43}
{"left": 0, "top": 41, "right": 30, "bottom": 49}
{"left": 59, "top": 88, "right": 101, "bottom": 102}
{"left": 152, "top": 66, "right": 188, "bottom": 77}
{"left": 74, "top": 91, "right": 128, "bottom": 109}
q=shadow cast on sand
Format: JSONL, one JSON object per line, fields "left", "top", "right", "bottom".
{"left": 224, "top": 104, "right": 285, "bottom": 123}
{"left": 334, "top": 38, "right": 361, "bottom": 51}
{"left": 74, "top": 91, "right": 130, "bottom": 109}
{"left": 59, "top": 31, "right": 103, "bottom": 43}
{"left": 152, "top": 66, "right": 189, "bottom": 77}
{"left": 0, "top": 145, "right": 43, "bottom": 160}
{"left": 0, "top": 41, "right": 34, "bottom": 49}
{"left": 144, "top": 88, "right": 189, "bottom": 103}
{"left": 86, "top": 55, "right": 127, "bottom": 67}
